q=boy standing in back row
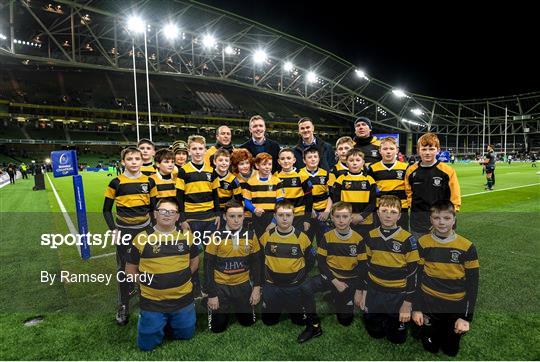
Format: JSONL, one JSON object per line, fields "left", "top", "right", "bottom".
{"left": 405, "top": 133, "right": 461, "bottom": 239}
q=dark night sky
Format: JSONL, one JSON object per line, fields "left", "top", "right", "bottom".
{"left": 198, "top": 0, "right": 539, "bottom": 100}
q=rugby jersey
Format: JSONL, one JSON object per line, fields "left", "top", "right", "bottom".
{"left": 242, "top": 173, "right": 285, "bottom": 212}
{"left": 299, "top": 167, "right": 330, "bottom": 212}
{"left": 317, "top": 228, "right": 367, "bottom": 287}
{"left": 235, "top": 171, "right": 255, "bottom": 218}
{"left": 103, "top": 173, "right": 157, "bottom": 229}
{"left": 176, "top": 162, "right": 220, "bottom": 221}
{"left": 260, "top": 227, "right": 314, "bottom": 286}
{"left": 366, "top": 227, "right": 419, "bottom": 296}
{"left": 328, "top": 161, "right": 349, "bottom": 187}
{"left": 215, "top": 171, "right": 243, "bottom": 210}
{"left": 405, "top": 161, "right": 461, "bottom": 233}
{"left": 368, "top": 160, "right": 409, "bottom": 208}
{"left": 416, "top": 232, "right": 479, "bottom": 320}
{"left": 274, "top": 169, "right": 313, "bottom": 216}
{"left": 353, "top": 135, "right": 382, "bottom": 166}
{"left": 150, "top": 172, "right": 176, "bottom": 199}
{"left": 204, "top": 227, "right": 261, "bottom": 297}
{"left": 331, "top": 171, "right": 377, "bottom": 225}
{"left": 140, "top": 161, "right": 157, "bottom": 177}
{"left": 127, "top": 228, "right": 199, "bottom": 312}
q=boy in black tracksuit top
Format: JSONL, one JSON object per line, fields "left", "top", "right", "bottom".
{"left": 412, "top": 200, "right": 479, "bottom": 357}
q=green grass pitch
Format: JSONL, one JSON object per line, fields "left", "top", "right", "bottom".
{"left": 0, "top": 162, "right": 539, "bottom": 360}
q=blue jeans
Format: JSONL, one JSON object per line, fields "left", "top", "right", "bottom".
{"left": 137, "top": 303, "right": 196, "bottom": 351}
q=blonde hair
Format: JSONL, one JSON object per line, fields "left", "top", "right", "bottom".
{"left": 187, "top": 134, "right": 206, "bottom": 147}
{"left": 336, "top": 136, "right": 354, "bottom": 148}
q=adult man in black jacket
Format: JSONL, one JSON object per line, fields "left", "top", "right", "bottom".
{"left": 240, "top": 115, "right": 281, "bottom": 172}
{"left": 353, "top": 116, "right": 381, "bottom": 166}
{"left": 293, "top": 117, "right": 335, "bottom": 171}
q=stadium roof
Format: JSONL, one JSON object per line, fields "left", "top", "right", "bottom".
{"left": 1, "top": 0, "right": 538, "bottom": 135}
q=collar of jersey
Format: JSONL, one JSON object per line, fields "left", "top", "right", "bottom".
{"left": 431, "top": 231, "right": 457, "bottom": 244}
{"left": 333, "top": 228, "right": 353, "bottom": 240}
{"left": 377, "top": 226, "right": 402, "bottom": 241}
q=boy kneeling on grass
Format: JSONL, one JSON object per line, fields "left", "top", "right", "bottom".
{"left": 362, "top": 195, "right": 419, "bottom": 344}
{"left": 126, "top": 198, "right": 199, "bottom": 352}
{"left": 412, "top": 200, "right": 479, "bottom": 357}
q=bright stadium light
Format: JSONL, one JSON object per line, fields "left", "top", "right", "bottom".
{"left": 401, "top": 118, "right": 422, "bottom": 126}
{"left": 411, "top": 108, "right": 424, "bottom": 116}
{"left": 306, "top": 71, "right": 317, "bottom": 83}
{"left": 224, "top": 45, "right": 234, "bottom": 55}
{"left": 392, "top": 89, "right": 407, "bottom": 98}
{"left": 162, "top": 23, "right": 179, "bottom": 40}
{"left": 253, "top": 49, "right": 267, "bottom": 64}
{"left": 283, "top": 61, "right": 294, "bottom": 72}
{"left": 355, "top": 69, "right": 369, "bottom": 80}
{"left": 202, "top": 34, "right": 216, "bottom": 48}
{"left": 127, "top": 16, "right": 145, "bottom": 33}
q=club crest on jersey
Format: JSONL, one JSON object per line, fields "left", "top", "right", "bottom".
{"left": 360, "top": 181, "right": 368, "bottom": 190}
{"left": 396, "top": 170, "right": 404, "bottom": 179}
{"left": 152, "top": 244, "right": 161, "bottom": 254}
{"left": 433, "top": 176, "right": 443, "bottom": 187}
{"left": 222, "top": 182, "right": 230, "bottom": 190}
{"left": 371, "top": 150, "right": 378, "bottom": 157}
{"left": 291, "top": 178, "right": 297, "bottom": 186}
{"left": 349, "top": 245, "right": 357, "bottom": 256}
{"left": 319, "top": 176, "right": 326, "bottom": 184}
{"left": 345, "top": 181, "right": 352, "bottom": 189}
{"left": 268, "top": 185, "right": 274, "bottom": 191}
{"left": 392, "top": 241, "right": 401, "bottom": 252}
{"left": 141, "top": 183, "right": 149, "bottom": 193}
{"left": 450, "top": 250, "right": 461, "bottom": 263}
{"left": 270, "top": 245, "right": 277, "bottom": 254}
{"left": 177, "top": 242, "right": 185, "bottom": 253}
{"left": 291, "top": 246, "right": 298, "bottom": 256}
{"left": 206, "top": 173, "right": 212, "bottom": 181}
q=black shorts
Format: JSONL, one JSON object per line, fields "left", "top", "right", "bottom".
{"left": 213, "top": 281, "right": 253, "bottom": 314}
{"left": 485, "top": 166, "right": 495, "bottom": 173}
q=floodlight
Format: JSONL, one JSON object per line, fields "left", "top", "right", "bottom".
{"left": 355, "top": 69, "right": 368, "bottom": 80}
{"left": 253, "top": 49, "right": 267, "bottom": 64}
{"left": 392, "top": 89, "right": 407, "bottom": 98}
{"left": 127, "top": 16, "right": 145, "bottom": 33}
{"left": 283, "top": 61, "right": 294, "bottom": 72}
{"left": 202, "top": 34, "right": 216, "bottom": 48}
{"left": 163, "top": 23, "right": 179, "bottom": 40}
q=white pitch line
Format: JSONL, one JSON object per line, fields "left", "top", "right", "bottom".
{"left": 463, "top": 182, "right": 540, "bottom": 198}
{"left": 89, "top": 252, "right": 116, "bottom": 260}
{"left": 46, "top": 173, "right": 81, "bottom": 257}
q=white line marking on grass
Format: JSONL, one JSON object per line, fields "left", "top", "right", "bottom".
{"left": 46, "top": 173, "right": 81, "bottom": 257}
{"left": 89, "top": 252, "right": 115, "bottom": 260}
{"left": 463, "top": 183, "right": 540, "bottom": 197}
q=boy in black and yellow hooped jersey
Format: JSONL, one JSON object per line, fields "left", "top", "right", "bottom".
{"left": 205, "top": 201, "right": 261, "bottom": 333}
{"left": 299, "top": 146, "right": 332, "bottom": 245}
{"left": 412, "top": 200, "right": 479, "bottom": 357}
{"left": 331, "top": 149, "right": 377, "bottom": 235}
{"left": 363, "top": 195, "right": 419, "bottom": 344}
{"left": 103, "top": 146, "right": 158, "bottom": 325}
{"left": 368, "top": 137, "right": 409, "bottom": 229}
{"left": 150, "top": 148, "right": 177, "bottom": 199}
{"left": 259, "top": 200, "right": 315, "bottom": 332}
{"left": 405, "top": 133, "right": 461, "bottom": 239}
{"left": 176, "top": 135, "right": 221, "bottom": 296}
{"left": 274, "top": 148, "right": 313, "bottom": 233}
{"left": 243, "top": 152, "right": 285, "bottom": 238}
{"left": 328, "top": 136, "right": 354, "bottom": 188}
{"left": 126, "top": 198, "right": 199, "bottom": 351}
{"left": 138, "top": 138, "right": 157, "bottom": 177}
{"left": 213, "top": 148, "right": 243, "bottom": 212}
{"left": 300, "top": 202, "right": 367, "bottom": 343}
